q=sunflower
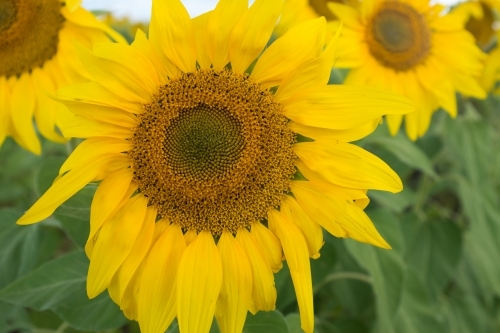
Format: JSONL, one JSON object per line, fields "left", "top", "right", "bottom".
{"left": 0, "top": 0, "right": 125, "bottom": 154}
{"left": 453, "top": 0, "right": 500, "bottom": 50}
{"left": 17, "top": 0, "right": 414, "bottom": 332}
{"left": 329, "top": 0, "right": 487, "bottom": 140}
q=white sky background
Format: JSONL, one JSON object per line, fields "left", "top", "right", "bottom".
{"left": 82, "top": 0, "right": 460, "bottom": 22}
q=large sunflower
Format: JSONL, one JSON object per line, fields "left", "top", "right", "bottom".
{"left": 0, "top": 0, "right": 125, "bottom": 154}
{"left": 329, "top": 0, "right": 487, "bottom": 140}
{"left": 17, "top": 0, "right": 414, "bottom": 332}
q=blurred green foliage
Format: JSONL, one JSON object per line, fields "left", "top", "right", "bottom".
{"left": 1, "top": 66, "right": 500, "bottom": 333}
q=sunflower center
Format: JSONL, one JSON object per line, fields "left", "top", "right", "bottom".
{"left": 130, "top": 69, "right": 296, "bottom": 235}
{"left": 164, "top": 104, "right": 245, "bottom": 180}
{"left": 366, "top": 1, "right": 431, "bottom": 71}
{"left": 0, "top": 0, "right": 65, "bottom": 78}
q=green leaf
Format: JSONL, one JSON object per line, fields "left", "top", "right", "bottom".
{"left": 345, "top": 209, "right": 405, "bottom": 333}
{"left": 393, "top": 268, "right": 444, "bottom": 333}
{"left": 369, "top": 188, "right": 416, "bottom": 214}
{"left": 0, "top": 208, "right": 61, "bottom": 289}
{"left": 365, "top": 133, "right": 438, "bottom": 179}
{"left": 401, "top": 214, "right": 462, "bottom": 296}
{"left": 0, "top": 251, "right": 127, "bottom": 331}
{"left": 243, "top": 311, "right": 290, "bottom": 333}
{"left": 440, "top": 291, "right": 495, "bottom": 333}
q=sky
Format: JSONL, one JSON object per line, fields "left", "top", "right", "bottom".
{"left": 82, "top": 0, "right": 460, "bottom": 21}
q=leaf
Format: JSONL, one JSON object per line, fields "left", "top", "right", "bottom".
{"left": 440, "top": 291, "right": 495, "bottom": 333}
{"left": 393, "top": 268, "right": 444, "bottom": 333}
{"left": 369, "top": 187, "right": 416, "bottom": 214}
{"left": 0, "top": 208, "right": 61, "bottom": 289}
{"left": 0, "top": 251, "right": 127, "bottom": 331}
{"left": 243, "top": 311, "right": 290, "bottom": 333}
{"left": 401, "top": 214, "right": 462, "bottom": 296}
{"left": 345, "top": 209, "right": 405, "bottom": 333}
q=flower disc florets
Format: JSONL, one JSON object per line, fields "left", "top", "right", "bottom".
{"left": 366, "top": 1, "right": 431, "bottom": 71}
{"left": 0, "top": 0, "right": 64, "bottom": 78}
{"left": 130, "top": 69, "right": 296, "bottom": 235}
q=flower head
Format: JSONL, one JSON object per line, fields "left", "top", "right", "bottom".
{"left": 329, "top": 0, "right": 486, "bottom": 139}
{"left": 0, "top": 0, "right": 125, "bottom": 154}
{"left": 17, "top": 1, "right": 414, "bottom": 333}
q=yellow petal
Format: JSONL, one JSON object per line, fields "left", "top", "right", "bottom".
{"left": 93, "top": 42, "right": 160, "bottom": 94}
{"left": 268, "top": 209, "right": 314, "bottom": 333}
{"left": 138, "top": 223, "right": 186, "bottom": 333}
{"left": 131, "top": 29, "right": 171, "bottom": 84}
{"left": 236, "top": 228, "right": 276, "bottom": 311}
{"left": 251, "top": 222, "right": 283, "bottom": 272}
{"left": 177, "top": 231, "right": 222, "bottom": 333}
{"left": 62, "top": 6, "right": 127, "bottom": 44}
{"left": 73, "top": 42, "right": 152, "bottom": 103}
{"left": 294, "top": 140, "right": 403, "bottom": 193}
{"left": 108, "top": 206, "right": 156, "bottom": 305}
{"left": 328, "top": 3, "right": 362, "bottom": 29}
{"left": 289, "top": 119, "right": 379, "bottom": 142}
{"left": 289, "top": 181, "right": 346, "bottom": 238}
{"left": 87, "top": 194, "right": 149, "bottom": 298}
{"left": 290, "top": 181, "right": 390, "bottom": 248}
{"left": 284, "top": 85, "right": 414, "bottom": 130}
{"left": 207, "top": 0, "right": 247, "bottom": 70}
{"left": 120, "top": 260, "right": 145, "bottom": 321}
{"left": 192, "top": 12, "right": 212, "bottom": 69}
{"left": 149, "top": 0, "right": 196, "bottom": 73}
{"left": 280, "top": 196, "right": 323, "bottom": 259}
{"left": 60, "top": 137, "right": 130, "bottom": 175}
{"left": 215, "top": 231, "right": 252, "bottom": 333}
{"left": 184, "top": 229, "right": 198, "bottom": 246}
{"left": 86, "top": 182, "right": 138, "bottom": 258}
{"left": 251, "top": 17, "right": 326, "bottom": 88}
{"left": 31, "top": 69, "right": 66, "bottom": 143}
{"left": 17, "top": 156, "right": 114, "bottom": 225}
{"left": 90, "top": 168, "right": 134, "bottom": 243}
{"left": 275, "top": 24, "right": 340, "bottom": 102}
{"left": 229, "top": 0, "right": 284, "bottom": 73}
{"left": 10, "top": 73, "right": 40, "bottom": 154}
{"left": 62, "top": 116, "right": 133, "bottom": 139}
{"left": 57, "top": 81, "right": 144, "bottom": 114}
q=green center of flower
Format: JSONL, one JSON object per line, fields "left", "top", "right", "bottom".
{"left": 0, "top": 0, "right": 64, "bottom": 78}
{"left": 0, "top": 0, "right": 17, "bottom": 31}
{"left": 164, "top": 104, "right": 245, "bottom": 180}
{"left": 130, "top": 69, "right": 296, "bottom": 235}
{"left": 367, "top": 1, "right": 431, "bottom": 71}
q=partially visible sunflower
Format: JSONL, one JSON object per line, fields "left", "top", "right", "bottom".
{"left": 17, "top": 0, "right": 414, "bottom": 333}
{"left": 329, "top": 0, "right": 487, "bottom": 140}
{"left": 453, "top": 0, "right": 500, "bottom": 50}
{"left": 0, "top": 0, "right": 125, "bottom": 154}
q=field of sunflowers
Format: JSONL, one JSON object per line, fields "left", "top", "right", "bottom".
{"left": 1, "top": 0, "right": 499, "bottom": 333}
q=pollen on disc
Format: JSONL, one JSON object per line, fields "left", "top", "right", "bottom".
{"left": 130, "top": 69, "right": 296, "bottom": 235}
{"left": 366, "top": 1, "right": 431, "bottom": 71}
{"left": 0, "top": 0, "right": 65, "bottom": 78}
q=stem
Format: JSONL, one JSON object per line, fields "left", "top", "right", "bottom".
{"left": 314, "top": 272, "right": 372, "bottom": 294}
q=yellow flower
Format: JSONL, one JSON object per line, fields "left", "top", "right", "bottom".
{"left": 329, "top": 0, "right": 487, "bottom": 140}
{"left": 0, "top": 0, "right": 125, "bottom": 154}
{"left": 17, "top": 0, "right": 413, "bottom": 332}
{"left": 453, "top": 0, "right": 500, "bottom": 49}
